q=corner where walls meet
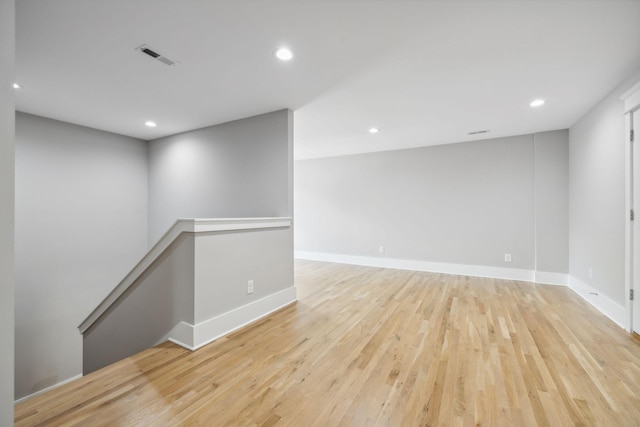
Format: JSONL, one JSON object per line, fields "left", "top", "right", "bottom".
{"left": 14, "top": 108, "right": 293, "bottom": 401}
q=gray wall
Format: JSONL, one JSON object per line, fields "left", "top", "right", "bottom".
{"left": 148, "top": 109, "right": 293, "bottom": 244}
{"left": 569, "top": 69, "right": 640, "bottom": 305}
{"left": 295, "top": 131, "right": 568, "bottom": 274}
{"left": 15, "top": 113, "right": 148, "bottom": 399}
{"left": 84, "top": 225, "right": 294, "bottom": 374}
{"left": 0, "top": 0, "right": 15, "bottom": 422}
{"left": 194, "top": 227, "right": 294, "bottom": 323}
{"left": 535, "top": 130, "right": 569, "bottom": 273}
{"left": 83, "top": 234, "right": 194, "bottom": 374}
{"left": 16, "top": 108, "right": 294, "bottom": 399}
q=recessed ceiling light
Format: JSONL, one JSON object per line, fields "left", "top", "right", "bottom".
{"left": 145, "top": 121, "right": 157, "bottom": 128}
{"left": 530, "top": 99, "right": 545, "bottom": 107}
{"left": 275, "top": 47, "right": 294, "bottom": 61}
{"left": 369, "top": 128, "right": 379, "bottom": 134}
{"left": 13, "top": 83, "right": 21, "bottom": 89}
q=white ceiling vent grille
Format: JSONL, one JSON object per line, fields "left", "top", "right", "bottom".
{"left": 135, "top": 44, "right": 176, "bottom": 66}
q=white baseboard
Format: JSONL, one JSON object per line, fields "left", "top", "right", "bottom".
{"left": 168, "top": 286, "right": 297, "bottom": 351}
{"left": 14, "top": 373, "right": 83, "bottom": 404}
{"left": 296, "top": 251, "right": 628, "bottom": 329}
{"left": 166, "top": 321, "right": 195, "bottom": 349}
{"left": 295, "top": 251, "right": 567, "bottom": 285}
{"left": 534, "top": 271, "right": 568, "bottom": 286}
{"left": 568, "top": 277, "right": 626, "bottom": 329}
{"left": 18, "top": 288, "right": 297, "bottom": 402}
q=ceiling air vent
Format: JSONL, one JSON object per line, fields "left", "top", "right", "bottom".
{"left": 136, "top": 44, "right": 176, "bottom": 66}
{"left": 468, "top": 129, "right": 490, "bottom": 135}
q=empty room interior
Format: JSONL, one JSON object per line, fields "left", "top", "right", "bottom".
{"left": 3, "top": 0, "right": 640, "bottom": 426}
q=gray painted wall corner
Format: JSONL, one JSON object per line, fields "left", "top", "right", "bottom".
{"left": 147, "top": 109, "right": 292, "bottom": 244}
{"left": 14, "top": 113, "right": 149, "bottom": 399}
{"left": 534, "top": 130, "right": 569, "bottom": 274}
{"left": 16, "top": 107, "right": 294, "bottom": 399}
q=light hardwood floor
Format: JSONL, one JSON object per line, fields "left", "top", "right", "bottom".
{"left": 15, "top": 260, "right": 640, "bottom": 426}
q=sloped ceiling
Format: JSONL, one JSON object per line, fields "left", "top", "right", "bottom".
{"left": 15, "top": 0, "right": 640, "bottom": 159}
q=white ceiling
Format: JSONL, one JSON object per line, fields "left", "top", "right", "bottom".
{"left": 15, "top": 0, "right": 640, "bottom": 159}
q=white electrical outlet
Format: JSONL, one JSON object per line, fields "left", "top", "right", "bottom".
{"left": 588, "top": 268, "right": 593, "bottom": 280}
{"left": 379, "top": 246, "right": 385, "bottom": 254}
{"left": 504, "top": 253, "right": 512, "bottom": 263}
{"left": 247, "top": 280, "right": 254, "bottom": 294}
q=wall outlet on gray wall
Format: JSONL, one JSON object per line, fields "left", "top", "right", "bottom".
{"left": 247, "top": 280, "right": 254, "bottom": 294}
{"left": 504, "top": 253, "right": 512, "bottom": 262}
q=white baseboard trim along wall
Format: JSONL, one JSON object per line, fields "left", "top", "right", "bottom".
{"left": 533, "top": 271, "right": 570, "bottom": 286}
{"left": 295, "top": 251, "right": 568, "bottom": 286}
{"left": 568, "top": 276, "right": 626, "bottom": 329}
{"left": 16, "top": 287, "right": 297, "bottom": 404}
{"left": 168, "top": 286, "right": 297, "bottom": 351}
{"left": 15, "top": 258, "right": 626, "bottom": 404}
{"left": 295, "top": 251, "right": 632, "bottom": 330}
{"left": 14, "top": 374, "right": 83, "bottom": 404}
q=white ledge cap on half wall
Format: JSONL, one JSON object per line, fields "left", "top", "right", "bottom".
{"left": 177, "top": 217, "right": 292, "bottom": 232}
{"left": 78, "top": 217, "right": 292, "bottom": 334}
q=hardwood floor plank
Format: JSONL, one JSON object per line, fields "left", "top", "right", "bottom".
{"left": 15, "top": 261, "right": 640, "bottom": 426}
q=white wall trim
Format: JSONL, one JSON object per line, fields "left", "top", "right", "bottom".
{"left": 621, "top": 82, "right": 640, "bottom": 332}
{"left": 14, "top": 374, "right": 83, "bottom": 404}
{"left": 295, "top": 251, "right": 629, "bottom": 330}
{"left": 22, "top": 287, "right": 297, "bottom": 400}
{"left": 297, "top": 251, "right": 568, "bottom": 284}
{"left": 621, "top": 80, "right": 640, "bottom": 113}
{"left": 168, "top": 286, "right": 297, "bottom": 351}
{"left": 623, "top": 111, "right": 634, "bottom": 332}
{"left": 533, "top": 271, "right": 568, "bottom": 286}
{"left": 295, "top": 251, "right": 568, "bottom": 285}
{"left": 165, "top": 321, "right": 195, "bottom": 349}
{"left": 187, "top": 217, "right": 292, "bottom": 233}
{"left": 79, "top": 217, "right": 292, "bottom": 334}
{"left": 567, "top": 276, "right": 626, "bottom": 329}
